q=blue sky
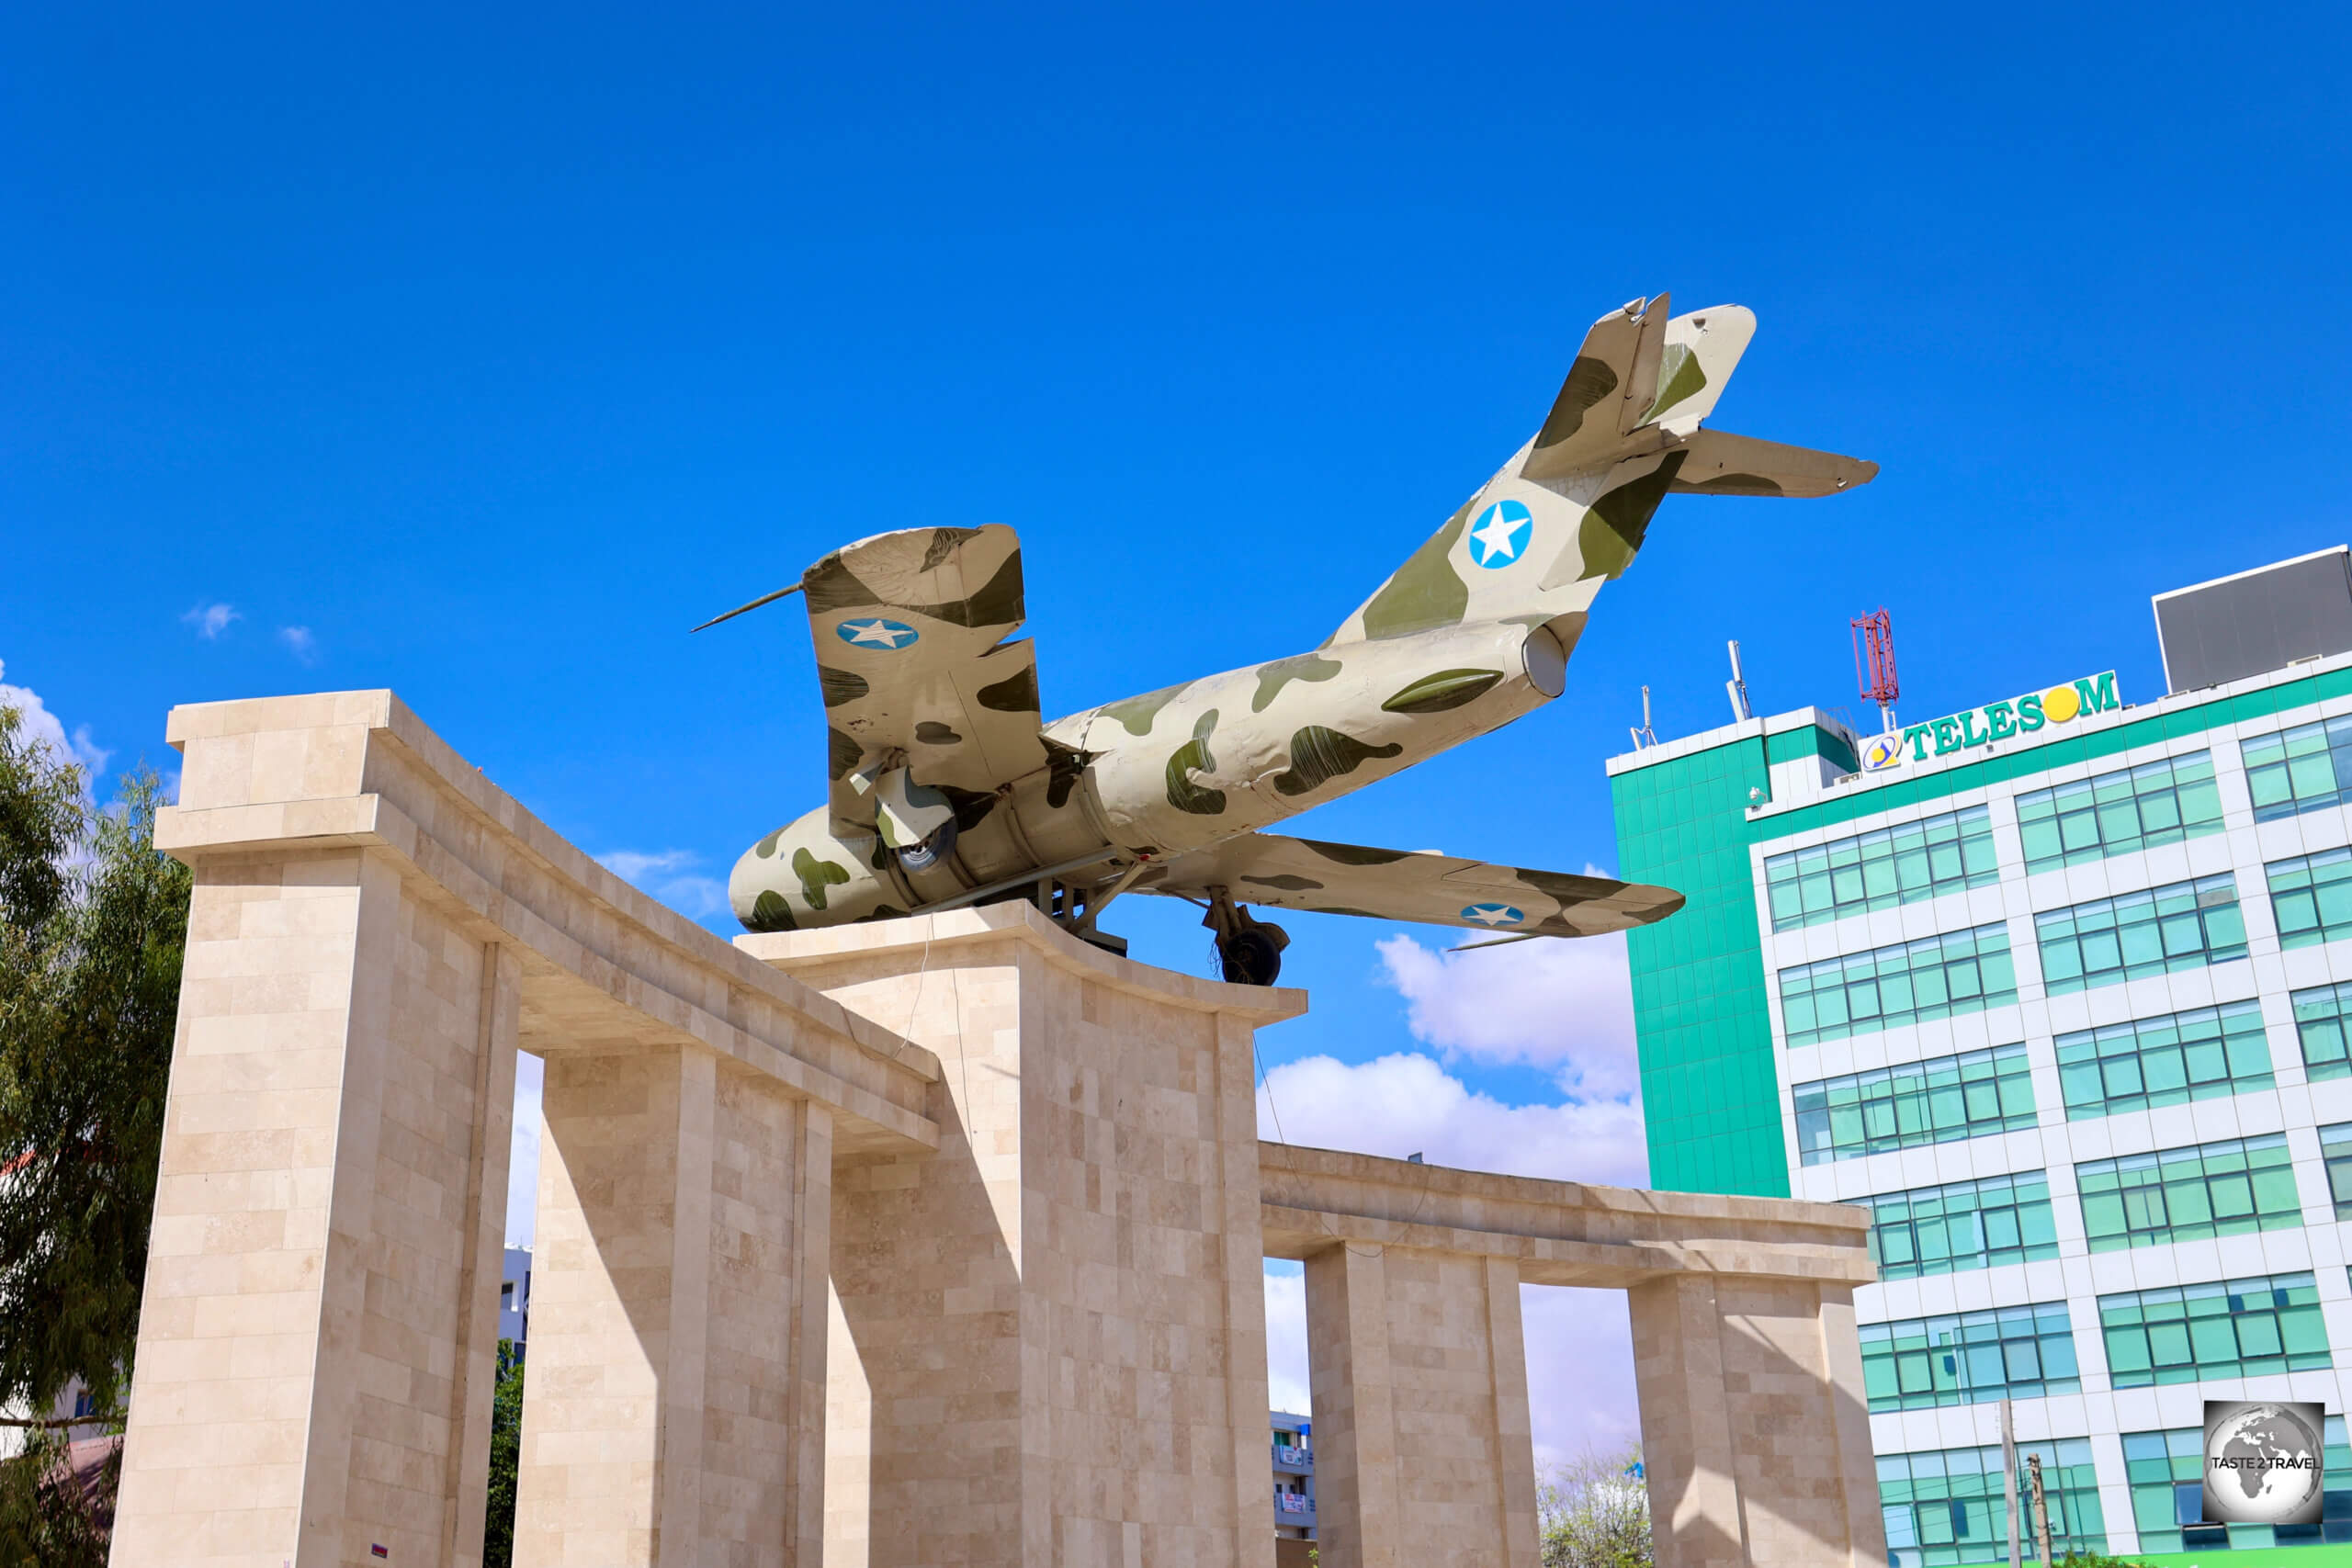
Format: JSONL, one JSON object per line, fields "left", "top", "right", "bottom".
{"left": 6, "top": 1, "right": 2349, "bottom": 1455}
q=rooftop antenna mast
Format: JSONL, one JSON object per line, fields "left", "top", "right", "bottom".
{"left": 1629, "top": 685, "right": 1659, "bottom": 750}
{"left": 1851, "top": 608, "right": 1899, "bottom": 732}
{"left": 1725, "top": 641, "right": 1753, "bottom": 723}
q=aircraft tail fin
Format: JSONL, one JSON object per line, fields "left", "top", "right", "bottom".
{"left": 1325, "top": 293, "right": 1871, "bottom": 648}
{"left": 1522, "top": 297, "right": 1756, "bottom": 480}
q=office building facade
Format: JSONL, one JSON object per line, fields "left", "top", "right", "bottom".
{"left": 1610, "top": 549, "right": 2352, "bottom": 1565}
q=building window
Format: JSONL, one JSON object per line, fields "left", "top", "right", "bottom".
{"left": 2075, "top": 1133, "right": 2302, "bottom": 1252}
{"left": 1878, "top": 1438, "right": 2105, "bottom": 1568}
{"left": 2032, "top": 874, "right": 2247, "bottom": 996}
{"left": 2267, "top": 847, "right": 2352, "bottom": 950}
{"left": 2125, "top": 1418, "right": 2352, "bottom": 1552}
{"left": 2052, "top": 999, "right": 2273, "bottom": 1120}
{"left": 2319, "top": 1123, "right": 2352, "bottom": 1216}
{"left": 1792, "top": 1044, "right": 2036, "bottom": 1166}
{"left": 2293, "top": 983, "right": 2352, "bottom": 1081}
{"left": 2099, "top": 1271, "right": 2331, "bottom": 1388}
{"left": 2242, "top": 713, "right": 2352, "bottom": 822}
{"left": 2015, "top": 750, "right": 2224, "bottom": 874}
{"left": 1859, "top": 1303, "right": 2079, "bottom": 1412}
{"left": 1778, "top": 923, "right": 2018, "bottom": 1047}
{"left": 1865, "top": 1171, "right": 2060, "bottom": 1280}
{"left": 1764, "top": 806, "right": 1999, "bottom": 931}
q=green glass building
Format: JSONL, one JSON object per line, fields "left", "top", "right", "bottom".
{"left": 1606, "top": 547, "right": 2352, "bottom": 1566}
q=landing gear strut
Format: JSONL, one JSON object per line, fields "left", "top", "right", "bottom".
{"left": 1204, "top": 889, "right": 1290, "bottom": 987}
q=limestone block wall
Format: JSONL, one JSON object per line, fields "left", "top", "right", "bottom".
{"left": 513, "top": 1046, "right": 832, "bottom": 1567}
{"left": 114, "top": 692, "right": 939, "bottom": 1568}
{"left": 1303, "top": 1246, "right": 1539, "bottom": 1568}
{"left": 110, "top": 849, "right": 518, "bottom": 1568}
{"left": 1630, "top": 1274, "right": 1886, "bottom": 1568}
{"left": 744, "top": 908, "right": 1300, "bottom": 1568}
{"left": 1268, "top": 1144, "right": 1882, "bottom": 1568}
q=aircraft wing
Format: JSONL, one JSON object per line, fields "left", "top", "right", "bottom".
{"left": 1134, "top": 832, "right": 1683, "bottom": 937}
{"left": 800, "top": 523, "right": 1048, "bottom": 834}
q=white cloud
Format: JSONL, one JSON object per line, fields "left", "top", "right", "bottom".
{"left": 595, "top": 849, "right": 730, "bottom": 919}
{"left": 1375, "top": 927, "right": 1638, "bottom": 1100}
{"left": 506, "top": 1051, "right": 543, "bottom": 1247}
{"left": 0, "top": 660, "right": 109, "bottom": 784}
{"left": 182, "top": 602, "right": 239, "bottom": 639}
{"left": 1521, "top": 1284, "right": 1642, "bottom": 1466}
{"left": 1265, "top": 1264, "right": 1311, "bottom": 1415}
{"left": 1256, "top": 1052, "right": 1647, "bottom": 1187}
{"left": 278, "top": 626, "right": 318, "bottom": 664}
{"left": 600, "top": 849, "right": 697, "bottom": 880}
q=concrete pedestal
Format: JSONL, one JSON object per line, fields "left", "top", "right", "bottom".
{"left": 744, "top": 911, "right": 1302, "bottom": 1568}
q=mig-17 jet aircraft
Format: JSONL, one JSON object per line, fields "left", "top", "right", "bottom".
{"left": 700, "top": 293, "right": 1875, "bottom": 984}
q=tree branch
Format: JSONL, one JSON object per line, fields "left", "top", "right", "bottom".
{"left": 0, "top": 1413, "right": 116, "bottom": 1431}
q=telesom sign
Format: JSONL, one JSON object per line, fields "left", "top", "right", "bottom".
{"left": 1859, "top": 672, "right": 2120, "bottom": 773}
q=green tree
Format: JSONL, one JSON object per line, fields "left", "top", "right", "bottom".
{"left": 1539, "top": 1443, "right": 1651, "bottom": 1568}
{"left": 0, "top": 700, "right": 189, "bottom": 1560}
{"left": 483, "top": 1339, "right": 525, "bottom": 1568}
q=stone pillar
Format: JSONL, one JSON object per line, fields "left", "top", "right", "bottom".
{"left": 110, "top": 690, "right": 941, "bottom": 1568}
{"left": 1304, "top": 1244, "right": 1398, "bottom": 1568}
{"left": 1302, "top": 1245, "right": 1540, "bottom": 1568}
{"left": 1629, "top": 1275, "right": 1887, "bottom": 1568}
{"left": 743, "top": 905, "right": 1297, "bottom": 1568}
{"left": 109, "top": 850, "right": 519, "bottom": 1568}
{"left": 514, "top": 1044, "right": 831, "bottom": 1568}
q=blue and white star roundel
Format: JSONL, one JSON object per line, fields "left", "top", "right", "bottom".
{"left": 1459, "top": 902, "right": 1524, "bottom": 928}
{"left": 836, "top": 617, "right": 920, "bottom": 650}
{"left": 1465, "top": 499, "right": 1533, "bottom": 570}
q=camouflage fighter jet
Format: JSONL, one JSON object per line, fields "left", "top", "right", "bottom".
{"left": 701, "top": 293, "right": 1875, "bottom": 983}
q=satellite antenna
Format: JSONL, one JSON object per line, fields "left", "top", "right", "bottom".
{"left": 1851, "top": 608, "right": 1899, "bottom": 732}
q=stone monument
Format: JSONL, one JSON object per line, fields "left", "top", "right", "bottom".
{"left": 104, "top": 692, "right": 1885, "bottom": 1568}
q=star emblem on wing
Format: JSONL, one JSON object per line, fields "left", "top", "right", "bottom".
{"left": 842, "top": 619, "right": 915, "bottom": 648}
{"left": 1462, "top": 903, "right": 1523, "bottom": 927}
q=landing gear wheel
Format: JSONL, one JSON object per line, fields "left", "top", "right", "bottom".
{"left": 894, "top": 818, "right": 957, "bottom": 874}
{"left": 1216, "top": 928, "right": 1284, "bottom": 987}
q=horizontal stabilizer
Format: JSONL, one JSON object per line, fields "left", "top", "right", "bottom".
{"left": 1667, "top": 429, "right": 1879, "bottom": 498}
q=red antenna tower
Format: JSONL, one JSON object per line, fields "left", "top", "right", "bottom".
{"left": 1851, "top": 608, "right": 1899, "bottom": 733}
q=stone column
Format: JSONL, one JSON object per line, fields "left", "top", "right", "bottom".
{"left": 744, "top": 905, "right": 1296, "bottom": 1568}
{"left": 1302, "top": 1244, "right": 1541, "bottom": 1568}
{"left": 514, "top": 1044, "right": 831, "bottom": 1568}
{"left": 109, "top": 851, "right": 519, "bottom": 1568}
{"left": 1629, "top": 1275, "right": 1887, "bottom": 1568}
{"left": 1304, "top": 1244, "right": 1398, "bottom": 1568}
{"left": 111, "top": 690, "right": 939, "bottom": 1568}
